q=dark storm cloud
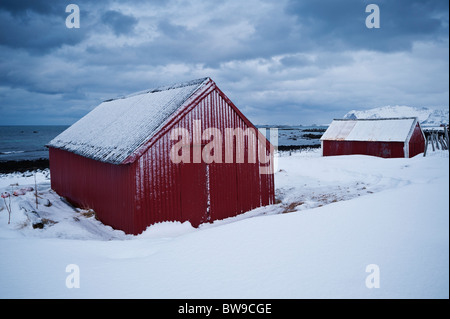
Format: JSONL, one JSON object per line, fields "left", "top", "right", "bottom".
{"left": 0, "top": 1, "right": 96, "bottom": 54}
{"left": 0, "top": 1, "right": 141, "bottom": 55}
{"left": 0, "top": 0, "right": 448, "bottom": 125}
{"left": 279, "top": 52, "right": 354, "bottom": 69}
{"left": 0, "top": 10, "right": 86, "bottom": 54}
{"left": 101, "top": 10, "right": 138, "bottom": 36}
{"left": 286, "top": 0, "right": 449, "bottom": 52}
{"left": 157, "top": 20, "right": 189, "bottom": 39}
{"left": 0, "top": 0, "right": 58, "bottom": 16}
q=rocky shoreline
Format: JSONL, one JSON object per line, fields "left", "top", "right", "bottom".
{"left": 0, "top": 145, "right": 321, "bottom": 174}
{"left": 277, "top": 144, "right": 321, "bottom": 151}
{"left": 0, "top": 159, "right": 49, "bottom": 174}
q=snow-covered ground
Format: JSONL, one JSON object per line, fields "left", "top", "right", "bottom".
{"left": 0, "top": 149, "right": 448, "bottom": 298}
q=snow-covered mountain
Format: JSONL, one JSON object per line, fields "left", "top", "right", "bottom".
{"left": 344, "top": 106, "right": 449, "bottom": 126}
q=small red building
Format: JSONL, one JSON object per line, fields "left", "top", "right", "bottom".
{"left": 321, "top": 117, "right": 425, "bottom": 158}
{"left": 48, "top": 78, "right": 275, "bottom": 234}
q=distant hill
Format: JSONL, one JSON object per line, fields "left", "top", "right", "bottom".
{"left": 343, "top": 106, "right": 449, "bottom": 126}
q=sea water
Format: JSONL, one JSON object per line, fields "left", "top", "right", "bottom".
{"left": 0, "top": 126, "right": 68, "bottom": 162}
{"left": 256, "top": 125, "right": 327, "bottom": 147}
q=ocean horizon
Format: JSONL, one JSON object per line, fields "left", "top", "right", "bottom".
{"left": 0, "top": 124, "right": 326, "bottom": 162}
{"left": 0, "top": 125, "right": 69, "bottom": 162}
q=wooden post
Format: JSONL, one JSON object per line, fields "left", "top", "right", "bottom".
{"left": 431, "top": 131, "right": 436, "bottom": 151}
{"left": 2, "top": 197, "right": 11, "bottom": 224}
{"left": 434, "top": 131, "right": 439, "bottom": 150}
{"left": 443, "top": 130, "right": 449, "bottom": 150}
{"left": 445, "top": 126, "right": 449, "bottom": 152}
{"left": 435, "top": 132, "right": 441, "bottom": 150}
{"left": 34, "top": 173, "right": 38, "bottom": 210}
{"left": 440, "top": 134, "right": 448, "bottom": 150}
{"left": 424, "top": 134, "right": 429, "bottom": 157}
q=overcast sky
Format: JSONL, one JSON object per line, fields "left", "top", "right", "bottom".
{"left": 0, "top": 0, "right": 448, "bottom": 125}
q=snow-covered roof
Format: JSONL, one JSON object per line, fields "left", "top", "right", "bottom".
{"left": 321, "top": 118, "right": 418, "bottom": 142}
{"left": 48, "top": 78, "right": 210, "bottom": 164}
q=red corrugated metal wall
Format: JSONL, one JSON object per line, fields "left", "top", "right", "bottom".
{"left": 322, "top": 140, "right": 405, "bottom": 158}
{"left": 133, "top": 86, "right": 275, "bottom": 233}
{"left": 408, "top": 122, "right": 425, "bottom": 158}
{"left": 49, "top": 147, "right": 137, "bottom": 234}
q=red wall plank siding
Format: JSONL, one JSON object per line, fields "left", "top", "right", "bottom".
{"left": 322, "top": 140, "right": 406, "bottom": 158}
{"left": 49, "top": 147, "right": 137, "bottom": 234}
{"left": 408, "top": 123, "right": 425, "bottom": 158}
{"left": 132, "top": 87, "right": 275, "bottom": 234}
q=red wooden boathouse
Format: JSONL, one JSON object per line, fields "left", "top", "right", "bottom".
{"left": 47, "top": 78, "right": 275, "bottom": 234}
{"left": 321, "top": 117, "right": 425, "bottom": 158}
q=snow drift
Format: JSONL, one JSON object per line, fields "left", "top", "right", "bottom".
{"left": 0, "top": 149, "right": 448, "bottom": 298}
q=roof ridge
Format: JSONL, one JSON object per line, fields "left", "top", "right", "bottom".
{"left": 334, "top": 117, "right": 419, "bottom": 121}
{"left": 104, "top": 77, "right": 210, "bottom": 102}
